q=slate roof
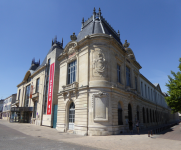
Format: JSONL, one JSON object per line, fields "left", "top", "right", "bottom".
{"left": 153, "top": 83, "right": 159, "bottom": 87}
{"left": 30, "top": 37, "right": 63, "bottom": 73}
{"left": 77, "top": 8, "right": 122, "bottom": 45}
{"left": 162, "top": 92, "right": 168, "bottom": 97}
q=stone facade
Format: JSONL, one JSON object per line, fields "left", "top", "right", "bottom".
{"left": 16, "top": 37, "right": 63, "bottom": 126}
{"left": 56, "top": 9, "right": 179, "bottom": 136}
{"left": 2, "top": 94, "right": 16, "bottom": 121}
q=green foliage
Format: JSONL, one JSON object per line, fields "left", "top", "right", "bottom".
{"left": 166, "top": 58, "right": 181, "bottom": 113}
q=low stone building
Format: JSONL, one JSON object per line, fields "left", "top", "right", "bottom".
{"left": 15, "top": 37, "right": 63, "bottom": 126}
{"left": 56, "top": 8, "right": 179, "bottom": 136}
{"left": 2, "top": 94, "right": 16, "bottom": 121}
{"left": 0, "top": 99, "right": 4, "bottom": 119}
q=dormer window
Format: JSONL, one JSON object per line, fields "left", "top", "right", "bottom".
{"left": 27, "top": 74, "right": 31, "bottom": 82}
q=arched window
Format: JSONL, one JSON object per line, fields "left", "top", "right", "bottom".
{"left": 128, "top": 104, "right": 132, "bottom": 121}
{"left": 146, "top": 108, "right": 149, "bottom": 123}
{"left": 150, "top": 109, "right": 152, "bottom": 123}
{"left": 137, "top": 106, "right": 139, "bottom": 121}
{"left": 68, "top": 102, "right": 75, "bottom": 130}
{"left": 155, "top": 111, "right": 157, "bottom": 123}
{"left": 118, "top": 103, "right": 123, "bottom": 125}
{"left": 142, "top": 107, "right": 145, "bottom": 123}
{"left": 27, "top": 74, "right": 31, "bottom": 82}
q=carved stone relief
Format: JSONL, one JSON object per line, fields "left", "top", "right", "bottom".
{"left": 67, "top": 42, "right": 77, "bottom": 55}
{"left": 93, "top": 50, "right": 107, "bottom": 77}
{"left": 92, "top": 92, "right": 109, "bottom": 121}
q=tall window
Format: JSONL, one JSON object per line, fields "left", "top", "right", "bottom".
{"left": 117, "top": 64, "right": 121, "bottom": 83}
{"left": 148, "top": 87, "right": 150, "bottom": 99}
{"left": 141, "top": 82, "right": 143, "bottom": 96}
{"left": 151, "top": 89, "right": 152, "bottom": 100}
{"left": 44, "top": 59, "right": 51, "bottom": 114}
{"left": 147, "top": 108, "right": 149, "bottom": 123}
{"left": 126, "top": 66, "right": 131, "bottom": 86}
{"left": 44, "top": 84, "right": 48, "bottom": 114}
{"left": 142, "top": 107, "right": 145, "bottom": 123}
{"left": 137, "top": 106, "right": 139, "bottom": 121}
{"left": 153, "top": 110, "right": 155, "bottom": 122}
{"left": 33, "top": 101, "right": 37, "bottom": 118}
{"left": 145, "top": 84, "right": 147, "bottom": 98}
{"left": 135, "top": 77, "right": 137, "bottom": 91}
{"left": 150, "top": 109, "right": 152, "bottom": 123}
{"left": 24, "top": 85, "right": 30, "bottom": 107}
{"left": 18, "top": 89, "right": 21, "bottom": 100}
{"left": 36, "top": 78, "right": 40, "bottom": 93}
{"left": 118, "top": 103, "right": 123, "bottom": 125}
{"left": 68, "top": 60, "right": 77, "bottom": 84}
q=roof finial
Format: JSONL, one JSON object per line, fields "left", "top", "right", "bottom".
{"left": 54, "top": 35, "right": 57, "bottom": 43}
{"left": 93, "top": 7, "right": 96, "bottom": 13}
{"left": 62, "top": 38, "right": 63, "bottom": 47}
{"left": 81, "top": 17, "right": 84, "bottom": 30}
{"left": 118, "top": 30, "right": 120, "bottom": 39}
{"left": 52, "top": 38, "right": 53, "bottom": 46}
{"left": 99, "top": 8, "right": 102, "bottom": 19}
{"left": 93, "top": 7, "right": 96, "bottom": 21}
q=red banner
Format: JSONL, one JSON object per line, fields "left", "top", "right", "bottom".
{"left": 30, "top": 85, "right": 33, "bottom": 99}
{"left": 47, "top": 63, "right": 55, "bottom": 115}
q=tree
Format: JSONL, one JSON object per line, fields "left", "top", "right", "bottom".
{"left": 165, "top": 58, "right": 181, "bottom": 113}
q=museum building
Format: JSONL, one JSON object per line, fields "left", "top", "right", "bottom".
{"left": 56, "top": 8, "right": 179, "bottom": 135}
{"left": 14, "top": 8, "right": 178, "bottom": 135}
{"left": 15, "top": 37, "right": 63, "bottom": 126}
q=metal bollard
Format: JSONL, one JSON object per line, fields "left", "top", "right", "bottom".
{"left": 148, "top": 131, "right": 150, "bottom": 137}
{"left": 151, "top": 130, "right": 153, "bottom": 136}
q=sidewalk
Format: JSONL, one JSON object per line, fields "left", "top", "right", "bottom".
{"left": 0, "top": 120, "right": 181, "bottom": 150}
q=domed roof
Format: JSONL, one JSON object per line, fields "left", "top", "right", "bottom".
{"left": 77, "top": 8, "right": 122, "bottom": 45}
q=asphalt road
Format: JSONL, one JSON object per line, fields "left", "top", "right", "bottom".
{"left": 0, "top": 124, "right": 99, "bottom": 150}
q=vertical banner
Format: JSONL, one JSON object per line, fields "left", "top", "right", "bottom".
{"left": 47, "top": 63, "right": 55, "bottom": 115}
{"left": 30, "top": 85, "right": 33, "bottom": 99}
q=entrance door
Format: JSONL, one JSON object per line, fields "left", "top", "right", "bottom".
{"left": 53, "top": 105, "right": 58, "bottom": 128}
{"left": 68, "top": 102, "right": 75, "bottom": 130}
{"left": 128, "top": 104, "right": 132, "bottom": 121}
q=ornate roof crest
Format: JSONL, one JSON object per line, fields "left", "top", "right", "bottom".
{"left": 70, "top": 32, "right": 77, "bottom": 41}
{"left": 123, "top": 40, "right": 130, "bottom": 48}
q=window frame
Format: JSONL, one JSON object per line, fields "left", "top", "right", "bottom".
{"left": 24, "top": 84, "right": 30, "bottom": 107}
{"left": 135, "top": 76, "right": 137, "bottom": 91}
{"left": 18, "top": 89, "right": 21, "bottom": 100}
{"left": 126, "top": 66, "right": 131, "bottom": 87}
{"left": 33, "top": 101, "right": 37, "bottom": 118}
{"left": 141, "top": 82, "right": 143, "bottom": 96}
{"left": 67, "top": 60, "right": 77, "bottom": 85}
{"left": 117, "top": 64, "right": 121, "bottom": 84}
{"left": 36, "top": 78, "right": 40, "bottom": 93}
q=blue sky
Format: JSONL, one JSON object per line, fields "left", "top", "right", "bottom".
{"left": 0, "top": 0, "right": 181, "bottom": 99}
